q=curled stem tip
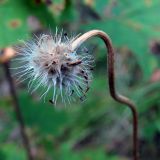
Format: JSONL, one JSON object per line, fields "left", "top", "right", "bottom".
{"left": 72, "top": 30, "right": 139, "bottom": 160}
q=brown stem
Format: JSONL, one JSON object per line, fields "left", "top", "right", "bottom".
{"left": 72, "top": 30, "right": 139, "bottom": 160}
{"left": 3, "top": 62, "right": 34, "bottom": 160}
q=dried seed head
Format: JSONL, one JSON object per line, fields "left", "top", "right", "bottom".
{"left": 13, "top": 30, "right": 94, "bottom": 105}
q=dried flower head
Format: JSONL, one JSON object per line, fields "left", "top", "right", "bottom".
{"left": 13, "top": 30, "right": 94, "bottom": 105}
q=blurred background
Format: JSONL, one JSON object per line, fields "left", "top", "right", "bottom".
{"left": 0, "top": 0, "right": 160, "bottom": 160}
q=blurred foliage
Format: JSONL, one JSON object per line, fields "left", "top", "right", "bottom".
{"left": 0, "top": 0, "right": 160, "bottom": 160}
{"left": 0, "top": 144, "right": 26, "bottom": 160}
{"left": 82, "top": 0, "right": 160, "bottom": 79}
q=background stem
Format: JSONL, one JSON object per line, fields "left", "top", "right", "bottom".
{"left": 3, "top": 62, "right": 33, "bottom": 160}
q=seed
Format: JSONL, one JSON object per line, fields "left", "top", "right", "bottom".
{"left": 49, "top": 68, "right": 55, "bottom": 74}
{"left": 67, "top": 60, "right": 82, "bottom": 66}
{"left": 52, "top": 61, "right": 56, "bottom": 64}
{"left": 49, "top": 99, "right": 54, "bottom": 104}
{"left": 61, "top": 64, "right": 68, "bottom": 72}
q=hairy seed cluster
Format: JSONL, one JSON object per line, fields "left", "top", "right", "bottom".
{"left": 13, "top": 31, "right": 94, "bottom": 105}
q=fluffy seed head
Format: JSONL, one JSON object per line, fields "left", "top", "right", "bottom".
{"left": 13, "top": 30, "right": 94, "bottom": 105}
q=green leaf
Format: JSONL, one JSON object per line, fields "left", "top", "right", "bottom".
{"left": 0, "top": 0, "right": 30, "bottom": 48}
{"left": 0, "top": 0, "right": 56, "bottom": 48}
{"left": 83, "top": 0, "right": 109, "bottom": 16}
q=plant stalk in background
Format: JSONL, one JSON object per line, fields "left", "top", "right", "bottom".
{"left": 3, "top": 62, "right": 33, "bottom": 160}
{"left": 72, "top": 30, "right": 139, "bottom": 160}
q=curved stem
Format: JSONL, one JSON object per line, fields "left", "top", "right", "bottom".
{"left": 3, "top": 62, "right": 34, "bottom": 160}
{"left": 72, "top": 30, "right": 139, "bottom": 160}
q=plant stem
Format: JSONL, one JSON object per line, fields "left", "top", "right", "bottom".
{"left": 72, "top": 30, "right": 139, "bottom": 160}
{"left": 3, "top": 62, "right": 33, "bottom": 160}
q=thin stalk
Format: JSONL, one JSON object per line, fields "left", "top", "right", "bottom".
{"left": 3, "top": 62, "right": 33, "bottom": 160}
{"left": 72, "top": 30, "right": 139, "bottom": 160}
